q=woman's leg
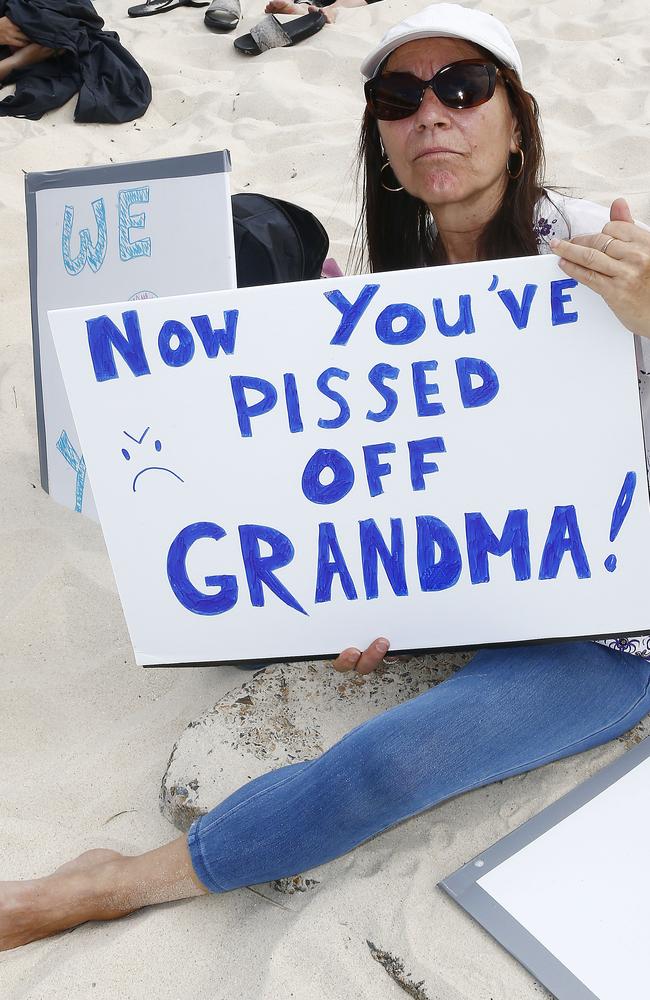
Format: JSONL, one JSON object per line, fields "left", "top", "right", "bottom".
{"left": 187, "top": 641, "right": 650, "bottom": 890}
{"left": 4, "top": 642, "right": 650, "bottom": 949}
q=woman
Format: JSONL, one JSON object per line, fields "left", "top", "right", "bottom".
{"left": 3, "top": 2, "right": 650, "bottom": 951}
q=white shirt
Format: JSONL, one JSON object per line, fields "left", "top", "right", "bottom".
{"left": 535, "top": 193, "right": 650, "bottom": 658}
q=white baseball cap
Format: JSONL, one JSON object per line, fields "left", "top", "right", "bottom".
{"left": 360, "top": 3, "right": 524, "bottom": 83}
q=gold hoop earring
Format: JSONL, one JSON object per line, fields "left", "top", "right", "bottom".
{"left": 380, "top": 159, "right": 404, "bottom": 193}
{"left": 507, "top": 147, "right": 525, "bottom": 180}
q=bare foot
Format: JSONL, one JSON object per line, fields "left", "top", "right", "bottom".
{"left": 264, "top": 1, "right": 336, "bottom": 22}
{"left": 0, "top": 837, "right": 207, "bottom": 952}
{"left": 55, "top": 849, "right": 124, "bottom": 875}
{"left": 0, "top": 850, "right": 132, "bottom": 952}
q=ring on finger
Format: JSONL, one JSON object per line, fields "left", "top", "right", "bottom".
{"left": 601, "top": 236, "right": 616, "bottom": 256}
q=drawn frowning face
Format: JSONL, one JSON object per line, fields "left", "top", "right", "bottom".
{"left": 121, "top": 427, "right": 184, "bottom": 493}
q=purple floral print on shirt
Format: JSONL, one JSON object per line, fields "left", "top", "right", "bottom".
{"left": 597, "top": 636, "right": 650, "bottom": 659}
{"left": 533, "top": 216, "right": 559, "bottom": 244}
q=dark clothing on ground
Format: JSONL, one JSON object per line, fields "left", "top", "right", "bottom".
{"left": 0, "top": 0, "right": 151, "bottom": 122}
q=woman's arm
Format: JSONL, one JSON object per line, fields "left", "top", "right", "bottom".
{"left": 550, "top": 198, "right": 650, "bottom": 339}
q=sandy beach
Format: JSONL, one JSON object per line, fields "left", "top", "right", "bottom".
{"left": 1, "top": 0, "right": 649, "bottom": 996}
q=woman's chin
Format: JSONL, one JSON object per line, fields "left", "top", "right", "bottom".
{"left": 415, "top": 174, "right": 464, "bottom": 206}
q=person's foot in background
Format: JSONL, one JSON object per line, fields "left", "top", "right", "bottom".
{"left": 263, "top": 0, "right": 373, "bottom": 23}
{"left": 263, "top": 1, "right": 337, "bottom": 23}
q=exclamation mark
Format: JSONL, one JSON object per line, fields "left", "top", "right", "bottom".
{"left": 604, "top": 472, "right": 637, "bottom": 572}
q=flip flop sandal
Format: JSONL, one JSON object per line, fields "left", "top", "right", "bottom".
{"left": 204, "top": 0, "right": 241, "bottom": 31}
{"left": 128, "top": 0, "right": 209, "bottom": 17}
{"left": 233, "top": 10, "right": 326, "bottom": 55}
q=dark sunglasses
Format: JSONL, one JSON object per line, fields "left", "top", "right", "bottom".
{"left": 364, "top": 59, "right": 500, "bottom": 121}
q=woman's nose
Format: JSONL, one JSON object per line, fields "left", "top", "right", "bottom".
{"left": 413, "top": 87, "right": 452, "bottom": 128}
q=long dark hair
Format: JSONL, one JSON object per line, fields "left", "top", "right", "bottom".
{"left": 350, "top": 55, "right": 547, "bottom": 274}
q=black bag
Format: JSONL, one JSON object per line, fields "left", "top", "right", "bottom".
{"left": 232, "top": 193, "right": 329, "bottom": 288}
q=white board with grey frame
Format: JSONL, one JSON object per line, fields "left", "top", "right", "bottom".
{"left": 26, "top": 150, "right": 236, "bottom": 519}
{"left": 440, "top": 735, "right": 650, "bottom": 1000}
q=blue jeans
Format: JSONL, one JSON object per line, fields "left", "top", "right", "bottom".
{"left": 188, "top": 642, "right": 650, "bottom": 892}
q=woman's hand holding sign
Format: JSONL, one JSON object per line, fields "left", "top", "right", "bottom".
{"left": 333, "top": 637, "right": 390, "bottom": 674}
{"left": 551, "top": 198, "right": 650, "bottom": 340}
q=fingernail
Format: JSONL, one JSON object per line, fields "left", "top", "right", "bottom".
{"left": 376, "top": 638, "right": 389, "bottom": 654}
{"left": 549, "top": 238, "right": 560, "bottom": 248}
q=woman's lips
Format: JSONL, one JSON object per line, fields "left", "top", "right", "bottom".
{"left": 414, "top": 148, "right": 460, "bottom": 160}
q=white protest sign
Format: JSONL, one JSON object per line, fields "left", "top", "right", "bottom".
{"left": 26, "top": 151, "right": 235, "bottom": 519}
{"left": 49, "top": 255, "right": 650, "bottom": 666}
